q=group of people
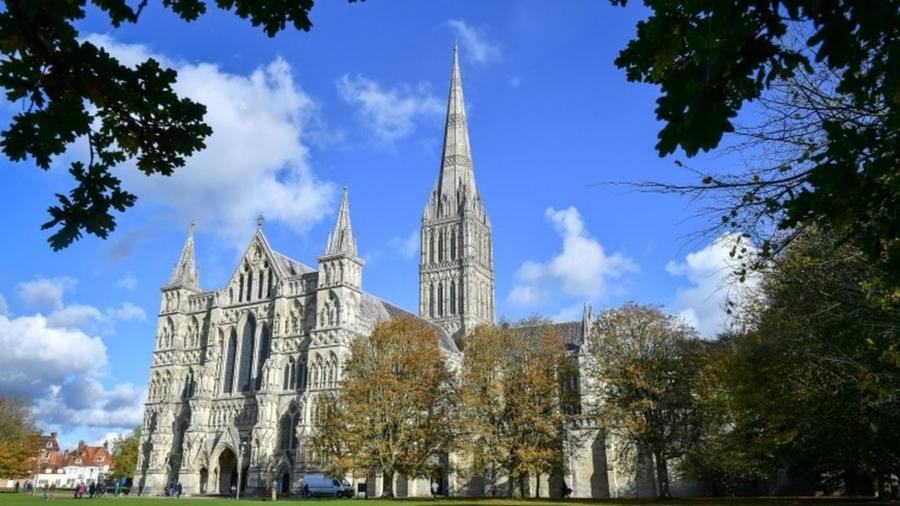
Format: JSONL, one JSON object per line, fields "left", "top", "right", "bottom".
{"left": 166, "top": 482, "right": 184, "bottom": 498}
{"left": 73, "top": 480, "right": 109, "bottom": 499}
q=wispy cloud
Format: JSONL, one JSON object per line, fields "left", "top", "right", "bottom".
{"left": 666, "top": 234, "right": 759, "bottom": 337}
{"left": 338, "top": 75, "right": 442, "bottom": 146}
{"left": 448, "top": 19, "right": 500, "bottom": 65}
{"left": 508, "top": 206, "right": 637, "bottom": 312}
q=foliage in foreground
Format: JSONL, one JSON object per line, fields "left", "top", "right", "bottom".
{"left": 585, "top": 303, "right": 702, "bottom": 499}
{"left": 0, "top": 395, "right": 40, "bottom": 479}
{"left": 0, "top": 0, "right": 360, "bottom": 249}
{"left": 109, "top": 427, "right": 141, "bottom": 482}
{"left": 613, "top": 0, "right": 900, "bottom": 287}
{"left": 699, "top": 231, "right": 899, "bottom": 496}
{"left": 310, "top": 317, "right": 456, "bottom": 498}
{"left": 458, "top": 320, "right": 570, "bottom": 497}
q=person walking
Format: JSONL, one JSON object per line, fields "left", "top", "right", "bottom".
{"left": 431, "top": 480, "right": 438, "bottom": 499}
{"left": 176, "top": 482, "right": 183, "bottom": 498}
{"left": 49, "top": 483, "right": 56, "bottom": 500}
{"left": 42, "top": 483, "right": 49, "bottom": 500}
{"left": 271, "top": 480, "right": 278, "bottom": 501}
{"left": 14, "top": 481, "right": 19, "bottom": 493}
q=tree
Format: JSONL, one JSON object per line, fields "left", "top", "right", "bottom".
{"left": 719, "top": 230, "right": 900, "bottom": 496}
{"left": 613, "top": 0, "right": 900, "bottom": 285}
{"left": 0, "top": 395, "right": 40, "bottom": 479}
{"left": 109, "top": 427, "right": 141, "bottom": 482}
{"left": 586, "top": 303, "right": 703, "bottom": 498}
{"left": 0, "top": 0, "right": 359, "bottom": 249}
{"left": 680, "top": 337, "right": 778, "bottom": 496}
{"left": 458, "top": 320, "right": 569, "bottom": 497}
{"left": 309, "top": 317, "right": 456, "bottom": 498}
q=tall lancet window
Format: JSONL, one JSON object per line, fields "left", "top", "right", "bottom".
{"left": 438, "top": 230, "right": 445, "bottom": 262}
{"left": 429, "top": 284, "right": 435, "bottom": 318}
{"left": 255, "top": 324, "right": 271, "bottom": 390}
{"left": 238, "top": 275, "right": 244, "bottom": 303}
{"left": 246, "top": 271, "right": 254, "bottom": 301}
{"left": 429, "top": 231, "right": 435, "bottom": 265}
{"left": 258, "top": 269, "right": 264, "bottom": 299}
{"left": 450, "top": 229, "right": 457, "bottom": 260}
{"left": 237, "top": 315, "right": 256, "bottom": 392}
{"left": 450, "top": 281, "right": 457, "bottom": 314}
{"left": 437, "top": 282, "right": 444, "bottom": 316}
{"left": 222, "top": 329, "right": 237, "bottom": 394}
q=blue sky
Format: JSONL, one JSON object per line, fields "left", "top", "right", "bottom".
{"left": 0, "top": 1, "right": 750, "bottom": 448}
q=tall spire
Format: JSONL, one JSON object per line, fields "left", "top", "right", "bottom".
{"left": 437, "top": 43, "right": 477, "bottom": 208}
{"left": 169, "top": 222, "right": 199, "bottom": 289}
{"left": 325, "top": 186, "right": 357, "bottom": 256}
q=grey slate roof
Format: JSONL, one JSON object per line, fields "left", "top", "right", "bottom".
{"left": 361, "top": 293, "right": 460, "bottom": 354}
{"left": 510, "top": 321, "right": 585, "bottom": 352}
{"left": 272, "top": 251, "right": 315, "bottom": 277}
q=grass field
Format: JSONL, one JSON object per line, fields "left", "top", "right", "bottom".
{"left": 0, "top": 493, "right": 887, "bottom": 506}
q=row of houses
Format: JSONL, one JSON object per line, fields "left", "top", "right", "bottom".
{"left": 2, "top": 432, "right": 116, "bottom": 489}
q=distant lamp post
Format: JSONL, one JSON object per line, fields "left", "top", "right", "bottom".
{"left": 236, "top": 440, "right": 247, "bottom": 500}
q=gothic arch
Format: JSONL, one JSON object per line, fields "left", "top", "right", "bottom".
{"left": 222, "top": 327, "right": 237, "bottom": 394}
{"left": 236, "top": 314, "right": 256, "bottom": 392}
{"left": 255, "top": 323, "right": 271, "bottom": 390}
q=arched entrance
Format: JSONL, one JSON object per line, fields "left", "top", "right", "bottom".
{"left": 198, "top": 468, "right": 208, "bottom": 494}
{"left": 216, "top": 448, "right": 237, "bottom": 495}
{"left": 280, "top": 472, "right": 291, "bottom": 494}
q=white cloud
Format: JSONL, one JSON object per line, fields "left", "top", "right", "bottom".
{"left": 110, "top": 302, "right": 146, "bottom": 322}
{"left": 47, "top": 303, "right": 106, "bottom": 331}
{"left": 0, "top": 279, "right": 148, "bottom": 438}
{"left": 337, "top": 74, "right": 443, "bottom": 145}
{"left": 508, "top": 206, "right": 637, "bottom": 307}
{"left": 389, "top": 229, "right": 419, "bottom": 259}
{"left": 116, "top": 275, "right": 138, "bottom": 290}
{"left": 16, "top": 277, "right": 76, "bottom": 310}
{"left": 0, "top": 313, "right": 107, "bottom": 397}
{"left": 34, "top": 379, "right": 145, "bottom": 431}
{"left": 447, "top": 19, "right": 500, "bottom": 64}
{"left": 666, "top": 233, "right": 759, "bottom": 337}
{"left": 85, "top": 34, "right": 336, "bottom": 248}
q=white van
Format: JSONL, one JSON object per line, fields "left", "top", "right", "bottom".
{"left": 296, "top": 474, "right": 353, "bottom": 498}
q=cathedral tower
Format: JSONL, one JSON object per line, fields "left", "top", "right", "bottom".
{"left": 419, "top": 45, "right": 495, "bottom": 343}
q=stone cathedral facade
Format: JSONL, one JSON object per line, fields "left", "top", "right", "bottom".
{"left": 136, "top": 48, "right": 665, "bottom": 499}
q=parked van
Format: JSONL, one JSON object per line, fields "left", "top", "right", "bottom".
{"left": 296, "top": 474, "right": 353, "bottom": 498}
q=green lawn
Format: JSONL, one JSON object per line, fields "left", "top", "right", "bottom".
{"left": 0, "top": 493, "right": 887, "bottom": 506}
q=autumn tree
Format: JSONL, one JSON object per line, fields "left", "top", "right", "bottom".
{"left": 0, "top": 395, "right": 40, "bottom": 479}
{"left": 458, "top": 320, "right": 569, "bottom": 497}
{"left": 0, "top": 0, "right": 359, "bottom": 249}
{"left": 718, "top": 230, "right": 900, "bottom": 496}
{"left": 586, "top": 303, "right": 703, "bottom": 499}
{"left": 309, "top": 317, "right": 456, "bottom": 498}
{"left": 109, "top": 427, "right": 141, "bottom": 482}
{"left": 613, "top": 0, "right": 900, "bottom": 286}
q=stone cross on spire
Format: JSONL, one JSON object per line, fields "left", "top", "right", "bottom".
{"left": 257, "top": 213, "right": 265, "bottom": 228}
{"left": 325, "top": 186, "right": 357, "bottom": 257}
{"left": 169, "top": 221, "right": 200, "bottom": 289}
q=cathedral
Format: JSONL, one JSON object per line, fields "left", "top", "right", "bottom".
{"left": 135, "top": 47, "right": 663, "bottom": 499}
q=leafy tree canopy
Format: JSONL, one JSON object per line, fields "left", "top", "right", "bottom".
{"left": 0, "top": 0, "right": 358, "bottom": 249}
{"left": 310, "top": 317, "right": 456, "bottom": 498}
{"left": 109, "top": 427, "right": 141, "bottom": 482}
{"left": 613, "top": 0, "right": 900, "bottom": 284}
{"left": 0, "top": 395, "right": 40, "bottom": 479}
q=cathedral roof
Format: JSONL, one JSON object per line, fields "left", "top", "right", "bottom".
{"left": 271, "top": 251, "right": 315, "bottom": 277}
{"left": 360, "top": 293, "right": 460, "bottom": 354}
{"left": 510, "top": 320, "right": 586, "bottom": 352}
